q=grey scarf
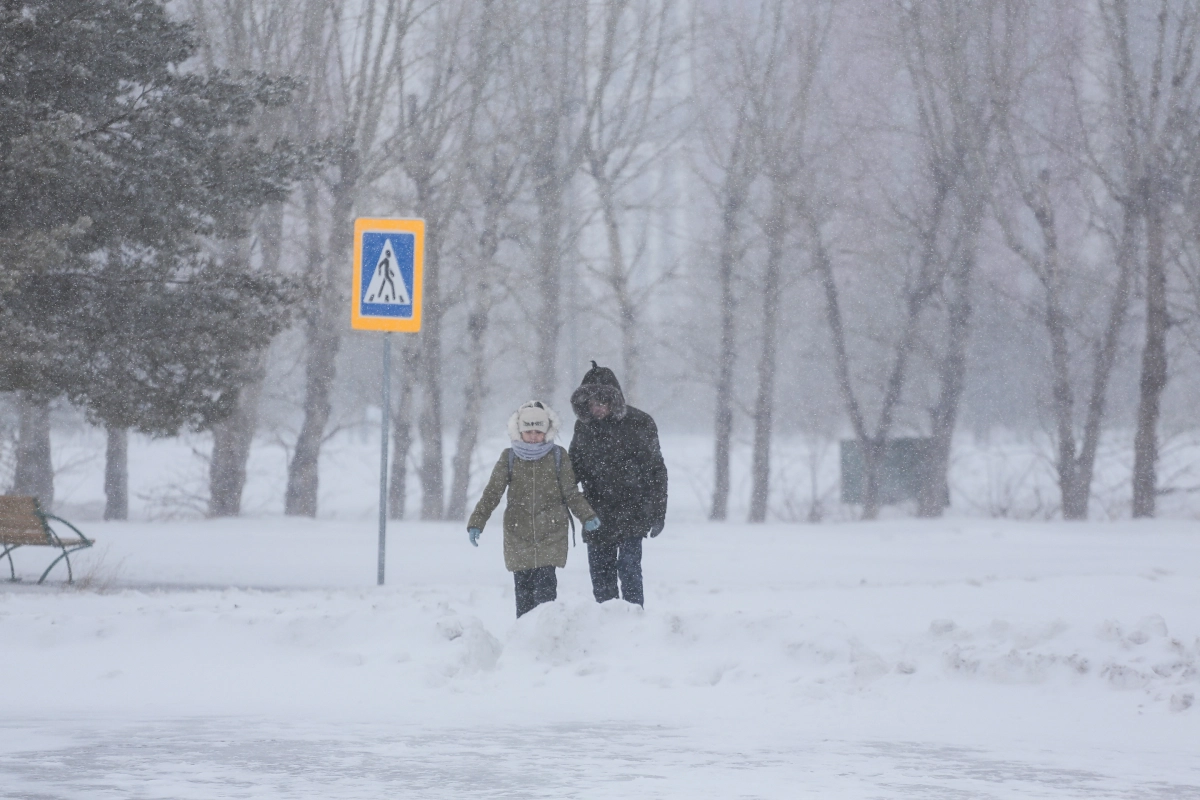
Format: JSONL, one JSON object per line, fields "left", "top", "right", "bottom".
{"left": 511, "top": 440, "right": 554, "bottom": 461}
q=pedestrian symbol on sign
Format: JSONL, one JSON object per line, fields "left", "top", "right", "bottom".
{"left": 364, "top": 238, "right": 411, "bottom": 304}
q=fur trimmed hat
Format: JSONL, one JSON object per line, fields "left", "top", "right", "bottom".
{"left": 507, "top": 400, "right": 562, "bottom": 441}
{"left": 570, "top": 361, "right": 628, "bottom": 422}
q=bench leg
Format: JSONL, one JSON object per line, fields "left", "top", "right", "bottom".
{"left": 1, "top": 545, "right": 19, "bottom": 582}
{"left": 37, "top": 542, "right": 91, "bottom": 585}
{"left": 38, "top": 548, "right": 72, "bottom": 585}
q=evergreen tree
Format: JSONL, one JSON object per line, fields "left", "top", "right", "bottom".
{"left": 0, "top": 0, "right": 306, "bottom": 510}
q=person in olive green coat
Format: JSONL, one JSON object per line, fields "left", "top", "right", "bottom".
{"left": 468, "top": 401, "right": 600, "bottom": 617}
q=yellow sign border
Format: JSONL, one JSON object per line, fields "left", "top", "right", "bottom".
{"left": 351, "top": 217, "right": 424, "bottom": 332}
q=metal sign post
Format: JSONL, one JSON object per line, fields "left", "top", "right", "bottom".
{"left": 377, "top": 333, "right": 391, "bottom": 585}
{"left": 352, "top": 218, "right": 424, "bottom": 586}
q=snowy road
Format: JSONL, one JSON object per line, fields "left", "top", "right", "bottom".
{"left": 1, "top": 719, "right": 1197, "bottom": 798}
{"left": 2, "top": 517, "right": 1198, "bottom": 797}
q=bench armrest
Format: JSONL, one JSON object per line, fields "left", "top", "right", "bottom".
{"left": 40, "top": 513, "right": 94, "bottom": 547}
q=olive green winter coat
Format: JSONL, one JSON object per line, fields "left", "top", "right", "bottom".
{"left": 468, "top": 447, "right": 596, "bottom": 572}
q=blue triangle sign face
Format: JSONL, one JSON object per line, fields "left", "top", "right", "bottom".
{"left": 363, "top": 238, "right": 411, "bottom": 305}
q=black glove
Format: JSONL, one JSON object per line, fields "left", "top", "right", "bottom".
{"left": 649, "top": 521, "right": 664, "bottom": 538}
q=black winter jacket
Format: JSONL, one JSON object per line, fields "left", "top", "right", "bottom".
{"left": 569, "top": 364, "right": 668, "bottom": 540}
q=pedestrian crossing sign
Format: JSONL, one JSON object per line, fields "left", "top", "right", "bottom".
{"left": 351, "top": 218, "right": 424, "bottom": 332}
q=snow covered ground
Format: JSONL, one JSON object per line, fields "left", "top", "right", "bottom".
{"left": 2, "top": 514, "right": 1198, "bottom": 798}
{"left": 1, "top": 429, "right": 1197, "bottom": 797}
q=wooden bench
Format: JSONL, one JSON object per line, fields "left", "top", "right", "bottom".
{"left": 0, "top": 496, "right": 94, "bottom": 585}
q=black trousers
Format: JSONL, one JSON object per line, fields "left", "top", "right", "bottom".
{"left": 586, "top": 536, "right": 643, "bottom": 607}
{"left": 513, "top": 565, "right": 558, "bottom": 617}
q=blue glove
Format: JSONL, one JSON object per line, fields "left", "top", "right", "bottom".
{"left": 468, "top": 527, "right": 482, "bottom": 547}
{"left": 583, "top": 517, "right": 601, "bottom": 532}
{"left": 649, "top": 521, "right": 664, "bottom": 538}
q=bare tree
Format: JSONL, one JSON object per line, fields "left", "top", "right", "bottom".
{"left": 186, "top": 0, "right": 294, "bottom": 518}
{"left": 387, "top": 0, "right": 481, "bottom": 519}
{"left": 808, "top": 60, "right": 941, "bottom": 518}
{"left": 691, "top": 2, "right": 761, "bottom": 521}
{"left": 1091, "top": 0, "right": 1200, "bottom": 517}
{"left": 509, "top": 0, "right": 592, "bottom": 400}
{"left": 993, "top": 5, "right": 1134, "bottom": 519}
{"left": 446, "top": 0, "right": 529, "bottom": 520}
{"left": 995, "top": 163, "right": 1136, "bottom": 520}
{"left": 745, "top": 0, "right": 835, "bottom": 523}
{"left": 285, "top": 0, "right": 412, "bottom": 517}
{"left": 810, "top": 211, "right": 930, "bottom": 521}
{"left": 901, "top": 0, "right": 1019, "bottom": 517}
{"left": 807, "top": 0, "right": 1014, "bottom": 519}
{"left": 580, "top": 0, "right": 682, "bottom": 399}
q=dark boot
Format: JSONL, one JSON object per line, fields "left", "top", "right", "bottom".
{"left": 514, "top": 566, "right": 558, "bottom": 617}
{"left": 616, "top": 536, "right": 644, "bottom": 607}
{"left": 586, "top": 539, "right": 620, "bottom": 603}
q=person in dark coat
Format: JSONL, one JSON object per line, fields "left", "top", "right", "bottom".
{"left": 569, "top": 362, "right": 668, "bottom": 607}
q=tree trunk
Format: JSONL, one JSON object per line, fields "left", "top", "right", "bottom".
{"left": 446, "top": 332, "right": 487, "bottom": 521}
{"left": 285, "top": 316, "right": 337, "bottom": 517}
{"left": 710, "top": 209, "right": 737, "bottom": 521}
{"left": 918, "top": 177, "right": 986, "bottom": 518}
{"left": 532, "top": 177, "right": 565, "bottom": 400}
{"left": 812, "top": 220, "right": 879, "bottom": 518}
{"left": 207, "top": 205, "right": 281, "bottom": 518}
{"left": 13, "top": 393, "right": 53, "bottom": 509}
{"left": 284, "top": 184, "right": 329, "bottom": 518}
{"left": 1044, "top": 265, "right": 1086, "bottom": 519}
{"left": 860, "top": 338, "right": 922, "bottom": 518}
{"left": 208, "top": 377, "right": 263, "bottom": 517}
{"left": 610, "top": 212, "right": 639, "bottom": 400}
{"left": 1132, "top": 201, "right": 1168, "bottom": 518}
{"left": 709, "top": 146, "right": 752, "bottom": 522}
{"left": 260, "top": 201, "right": 285, "bottom": 277}
{"left": 446, "top": 239, "right": 497, "bottom": 521}
{"left": 419, "top": 217, "right": 445, "bottom": 520}
{"left": 861, "top": 439, "right": 887, "bottom": 520}
{"left": 1018, "top": 186, "right": 1090, "bottom": 518}
{"left": 748, "top": 191, "right": 786, "bottom": 523}
{"left": 595, "top": 170, "right": 639, "bottom": 398}
{"left": 285, "top": 158, "right": 356, "bottom": 517}
{"left": 389, "top": 340, "right": 420, "bottom": 520}
{"left": 918, "top": 251, "right": 976, "bottom": 517}
{"left": 917, "top": 269, "right": 971, "bottom": 517}
{"left": 1067, "top": 208, "right": 1137, "bottom": 518}
{"left": 999, "top": 130, "right": 1094, "bottom": 520}
{"left": 861, "top": 296, "right": 928, "bottom": 521}
{"left": 103, "top": 426, "right": 128, "bottom": 521}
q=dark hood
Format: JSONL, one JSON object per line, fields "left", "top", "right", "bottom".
{"left": 571, "top": 361, "right": 628, "bottom": 422}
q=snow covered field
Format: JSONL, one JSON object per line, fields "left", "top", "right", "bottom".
{"left": 0, "top": 430, "right": 1197, "bottom": 797}
{"left": 2, "top": 513, "right": 1198, "bottom": 798}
